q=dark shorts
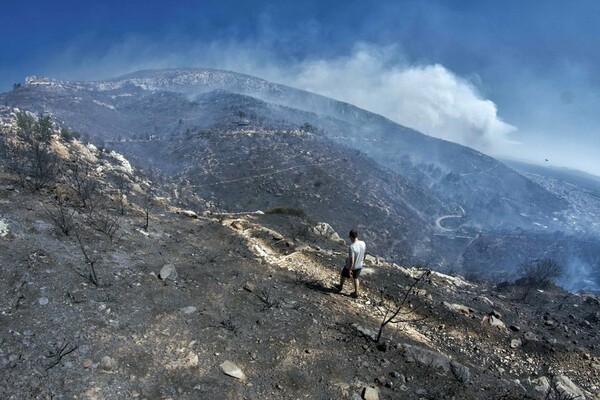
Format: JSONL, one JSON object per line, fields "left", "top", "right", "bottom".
{"left": 341, "top": 267, "right": 362, "bottom": 279}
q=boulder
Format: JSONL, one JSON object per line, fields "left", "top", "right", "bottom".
{"left": 362, "top": 386, "right": 379, "bottom": 400}
{"left": 510, "top": 339, "right": 522, "bottom": 349}
{"left": 231, "top": 220, "right": 245, "bottom": 231}
{"left": 100, "top": 356, "right": 117, "bottom": 371}
{"left": 365, "top": 254, "right": 378, "bottom": 266}
{"left": 554, "top": 375, "right": 586, "bottom": 399}
{"left": 403, "top": 344, "right": 470, "bottom": 383}
{"left": 488, "top": 315, "right": 507, "bottom": 330}
{"left": 159, "top": 264, "right": 177, "bottom": 280}
{"left": 220, "top": 360, "right": 247, "bottom": 381}
{"left": 177, "top": 209, "right": 198, "bottom": 219}
{"left": 443, "top": 302, "right": 474, "bottom": 315}
{"left": 527, "top": 376, "right": 551, "bottom": 394}
{"left": 312, "top": 222, "right": 345, "bottom": 244}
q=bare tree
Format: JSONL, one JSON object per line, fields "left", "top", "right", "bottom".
{"left": 112, "top": 174, "right": 130, "bottom": 215}
{"left": 66, "top": 157, "right": 98, "bottom": 209}
{"left": 141, "top": 186, "right": 155, "bottom": 231}
{"left": 86, "top": 199, "right": 122, "bottom": 242}
{"left": 74, "top": 230, "right": 101, "bottom": 287}
{"left": 517, "top": 258, "right": 562, "bottom": 301}
{"left": 42, "top": 199, "right": 77, "bottom": 236}
{"left": 4, "top": 143, "right": 29, "bottom": 188}
{"left": 375, "top": 268, "right": 431, "bottom": 343}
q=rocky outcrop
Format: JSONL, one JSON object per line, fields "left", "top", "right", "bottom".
{"left": 312, "top": 222, "right": 345, "bottom": 245}
{"left": 403, "top": 344, "right": 471, "bottom": 383}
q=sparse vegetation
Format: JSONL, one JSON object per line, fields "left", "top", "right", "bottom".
{"left": 86, "top": 200, "right": 121, "bottom": 242}
{"left": 42, "top": 198, "right": 77, "bottom": 236}
{"left": 266, "top": 206, "right": 307, "bottom": 218}
{"left": 6, "top": 111, "right": 60, "bottom": 190}
{"left": 66, "top": 158, "right": 98, "bottom": 209}
{"left": 141, "top": 185, "right": 155, "bottom": 231}
{"left": 375, "top": 268, "right": 431, "bottom": 343}
{"left": 74, "top": 230, "right": 102, "bottom": 287}
{"left": 517, "top": 258, "right": 562, "bottom": 301}
{"left": 60, "top": 127, "right": 80, "bottom": 142}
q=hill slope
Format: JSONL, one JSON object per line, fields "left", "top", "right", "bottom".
{"left": 0, "top": 118, "right": 599, "bottom": 399}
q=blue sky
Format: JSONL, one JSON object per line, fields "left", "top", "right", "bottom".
{"left": 1, "top": 0, "right": 599, "bottom": 175}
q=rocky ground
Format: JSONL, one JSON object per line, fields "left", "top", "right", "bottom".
{"left": 1, "top": 166, "right": 599, "bottom": 399}
{"left": 1, "top": 117, "right": 599, "bottom": 399}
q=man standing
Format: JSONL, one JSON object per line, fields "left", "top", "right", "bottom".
{"left": 338, "top": 229, "right": 366, "bottom": 298}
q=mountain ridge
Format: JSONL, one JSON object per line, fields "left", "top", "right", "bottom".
{"left": 3, "top": 68, "right": 598, "bottom": 288}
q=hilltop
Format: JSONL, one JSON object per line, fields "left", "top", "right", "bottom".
{"left": 1, "top": 109, "right": 599, "bottom": 399}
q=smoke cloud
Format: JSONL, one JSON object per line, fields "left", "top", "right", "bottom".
{"left": 285, "top": 45, "right": 518, "bottom": 153}
{"left": 46, "top": 40, "right": 518, "bottom": 155}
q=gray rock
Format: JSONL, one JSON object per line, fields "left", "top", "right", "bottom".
{"left": 450, "top": 361, "right": 471, "bottom": 383}
{"left": 480, "top": 296, "right": 495, "bottom": 306}
{"left": 312, "top": 222, "right": 344, "bottom": 244}
{"left": 350, "top": 393, "right": 362, "bottom": 400}
{"left": 544, "top": 319, "right": 557, "bottom": 327}
{"left": 403, "top": 344, "right": 471, "bottom": 383}
{"left": 38, "top": 297, "right": 48, "bottom": 305}
{"left": 554, "top": 375, "right": 586, "bottom": 399}
{"left": 69, "top": 290, "right": 86, "bottom": 303}
{"left": 220, "top": 360, "right": 246, "bottom": 380}
{"left": 100, "top": 356, "right": 116, "bottom": 371}
{"left": 490, "top": 309, "right": 502, "bottom": 319}
{"left": 243, "top": 282, "right": 256, "bottom": 293}
{"left": 443, "top": 302, "right": 473, "bottom": 315}
{"left": 362, "top": 386, "right": 379, "bottom": 400}
{"left": 271, "top": 232, "right": 283, "bottom": 241}
{"left": 528, "top": 376, "right": 551, "bottom": 394}
{"left": 488, "top": 315, "right": 507, "bottom": 330}
{"left": 352, "top": 323, "right": 377, "bottom": 341}
{"left": 159, "top": 264, "right": 177, "bottom": 280}
{"left": 390, "top": 371, "right": 406, "bottom": 383}
{"left": 510, "top": 339, "right": 522, "bottom": 349}
{"left": 231, "top": 221, "right": 244, "bottom": 230}
{"left": 509, "top": 325, "right": 521, "bottom": 332}
{"left": 365, "top": 254, "right": 378, "bottom": 266}
{"left": 177, "top": 209, "right": 198, "bottom": 219}
{"left": 180, "top": 306, "right": 197, "bottom": 314}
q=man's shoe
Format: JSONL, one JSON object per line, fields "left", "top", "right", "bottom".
{"left": 351, "top": 292, "right": 358, "bottom": 298}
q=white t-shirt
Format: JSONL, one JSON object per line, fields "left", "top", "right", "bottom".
{"left": 349, "top": 240, "right": 366, "bottom": 270}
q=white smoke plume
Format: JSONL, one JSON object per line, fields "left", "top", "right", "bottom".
{"left": 48, "top": 40, "right": 518, "bottom": 153}
{"left": 283, "top": 45, "right": 518, "bottom": 152}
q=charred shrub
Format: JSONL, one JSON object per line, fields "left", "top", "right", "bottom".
{"left": 266, "top": 206, "right": 307, "bottom": 218}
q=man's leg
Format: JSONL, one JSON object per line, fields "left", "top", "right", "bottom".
{"left": 352, "top": 278, "right": 360, "bottom": 297}
{"left": 338, "top": 272, "right": 346, "bottom": 291}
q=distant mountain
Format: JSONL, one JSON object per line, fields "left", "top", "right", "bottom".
{"left": 3, "top": 68, "right": 598, "bottom": 287}
{"left": 3, "top": 69, "right": 568, "bottom": 231}
{"left": 502, "top": 158, "right": 600, "bottom": 194}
